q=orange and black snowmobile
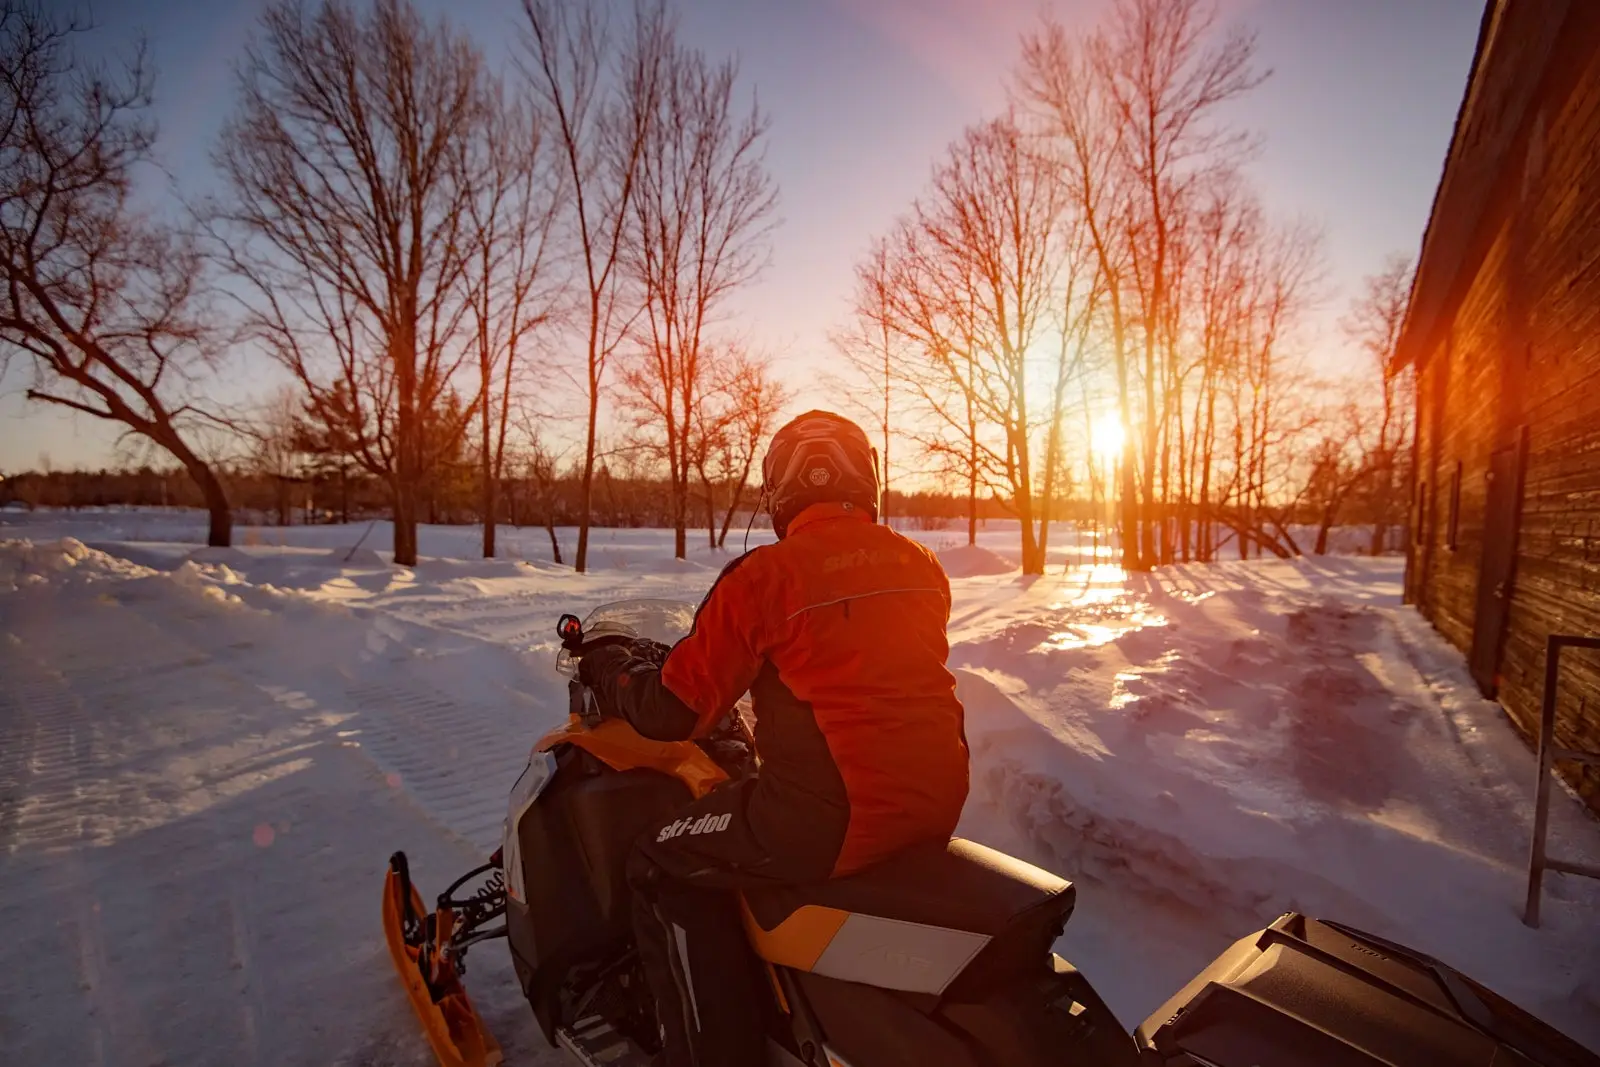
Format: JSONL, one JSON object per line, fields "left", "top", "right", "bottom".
{"left": 383, "top": 600, "right": 1600, "bottom": 1067}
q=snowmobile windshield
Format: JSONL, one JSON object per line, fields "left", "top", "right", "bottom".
{"left": 555, "top": 599, "right": 697, "bottom": 677}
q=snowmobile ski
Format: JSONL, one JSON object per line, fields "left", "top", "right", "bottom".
{"left": 382, "top": 851, "right": 505, "bottom": 1067}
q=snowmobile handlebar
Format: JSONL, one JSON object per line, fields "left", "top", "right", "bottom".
{"left": 555, "top": 614, "right": 635, "bottom": 659}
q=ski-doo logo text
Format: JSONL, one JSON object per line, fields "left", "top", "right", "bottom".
{"left": 656, "top": 812, "right": 733, "bottom": 843}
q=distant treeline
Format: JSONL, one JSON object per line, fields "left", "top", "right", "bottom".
{"left": 0, "top": 465, "right": 1049, "bottom": 530}
{"left": 1, "top": 465, "right": 1404, "bottom": 544}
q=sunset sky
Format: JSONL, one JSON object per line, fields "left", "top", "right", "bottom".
{"left": 0, "top": 0, "right": 1484, "bottom": 472}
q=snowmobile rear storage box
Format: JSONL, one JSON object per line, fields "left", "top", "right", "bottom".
{"left": 1135, "top": 913, "right": 1600, "bottom": 1067}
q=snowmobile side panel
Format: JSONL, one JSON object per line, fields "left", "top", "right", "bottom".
{"left": 743, "top": 902, "right": 852, "bottom": 971}
{"left": 794, "top": 970, "right": 984, "bottom": 1067}
{"left": 939, "top": 955, "right": 1139, "bottom": 1066}
{"left": 381, "top": 862, "right": 503, "bottom": 1067}
{"left": 1136, "top": 913, "right": 1600, "bottom": 1067}
{"left": 536, "top": 715, "right": 729, "bottom": 799}
{"left": 506, "top": 746, "right": 694, "bottom": 1041}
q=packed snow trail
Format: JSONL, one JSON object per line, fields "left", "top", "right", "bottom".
{"left": 3, "top": 518, "right": 1598, "bottom": 1060}
{"left": 0, "top": 543, "right": 561, "bottom": 1065}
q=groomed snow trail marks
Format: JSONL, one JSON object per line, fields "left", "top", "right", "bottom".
{"left": 0, "top": 557, "right": 561, "bottom": 1065}
{"left": 342, "top": 678, "right": 532, "bottom": 851}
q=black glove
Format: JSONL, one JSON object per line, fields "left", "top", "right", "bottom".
{"left": 577, "top": 638, "right": 674, "bottom": 721}
{"left": 625, "top": 637, "right": 673, "bottom": 668}
{"left": 575, "top": 638, "right": 696, "bottom": 740}
{"left": 577, "top": 642, "right": 631, "bottom": 720}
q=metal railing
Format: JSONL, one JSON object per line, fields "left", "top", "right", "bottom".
{"left": 1523, "top": 633, "right": 1600, "bottom": 927}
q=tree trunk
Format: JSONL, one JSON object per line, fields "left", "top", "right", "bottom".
{"left": 393, "top": 317, "right": 421, "bottom": 566}
{"left": 483, "top": 479, "right": 498, "bottom": 558}
{"left": 1315, "top": 510, "right": 1334, "bottom": 555}
{"left": 546, "top": 515, "right": 562, "bottom": 564}
{"left": 967, "top": 458, "right": 978, "bottom": 547}
{"left": 481, "top": 382, "right": 497, "bottom": 558}
{"left": 718, "top": 455, "right": 756, "bottom": 548}
{"left": 1017, "top": 488, "right": 1042, "bottom": 574}
{"left": 575, "top": 379, "right": 599, "bottom": 573}
{"left": 190, "top": 460, "right": 233, "bottom": 548}
{"left": 672, "top": 470, "right": 687, "bottom": 560}
{"left": 393, "top": 478, "right": 419, "bottom": 566}
{"left": 882, "top": 335, "right": 892, "bottom": 526}
{"left": 704, "top": 482, "right": 717, "bottom": 549}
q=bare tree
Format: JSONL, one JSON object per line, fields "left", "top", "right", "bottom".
{"left": 833, "top": 239, "right": 907, "bottom": 525}
{"left": 249, "top": 386, "right": 310, "bottom": 526}
{"left": 1103, "top": 0, "right": 1263, "bottom": 567}
{"left": 519, "top": 0, "right": 666, "bottom": 572}
{"left": 871, "top": 220, "right": 988, "bottom": 548}
{"left": 212, "top": 0, "right": 487, "bottom": 566}
{"left": 509, "top": 401, "right": 568, "bottom": 563}
{"left": 1301, "top": 392, "right": 1371, "bottom": 555}
{"left": 621, "top": 29, "right": 776, "bottom": 559}
{"left": 464, "top": 85, "right": 563, "bottom": 558}
{"left": 1020, "top": 19, "right": 1140, "bottom": 568}
{"left": 1021, "top": 0, "right": 1264, "bottom": 570}
{"left": 0, "top": 3, "right": 235, "bottom": 545}
{"left": 880, "top": 116, "right": 1064, "bottom": 573}
{"left": 687, "top": 346, "right": 789, "bottom": 548}
{"left": 1344, "top": 253, "right": 1415, "bottom": 554}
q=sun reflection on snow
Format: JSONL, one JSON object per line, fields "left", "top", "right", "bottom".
{"left": 1041, "top": 611, "right": 1169, "bottom": 652}
{"left": 1038, "top": 566, "right": 1168, "bottom": 651}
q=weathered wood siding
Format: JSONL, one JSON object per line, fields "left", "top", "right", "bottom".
{"left": 1410, "top": 0, "right": 1600, "bottom": 810}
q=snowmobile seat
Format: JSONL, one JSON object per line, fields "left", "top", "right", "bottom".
{"left": 742, "top": 838, "right": 1075, "bottom": 1000}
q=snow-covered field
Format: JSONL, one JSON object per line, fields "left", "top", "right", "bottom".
{"left": 2, "top": 508, "right": 1597, "bottom": 1064}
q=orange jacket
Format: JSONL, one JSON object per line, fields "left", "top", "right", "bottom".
{"left": 661, "top": 503, "right": 970, "bottom": 876}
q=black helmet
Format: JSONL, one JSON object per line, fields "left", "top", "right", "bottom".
{"left": 762, "top": 410, "right": 880, "bottom": 537}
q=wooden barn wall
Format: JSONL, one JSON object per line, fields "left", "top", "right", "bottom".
{"left": 1412, "top": 3, "right": 1600, "bottom": 810}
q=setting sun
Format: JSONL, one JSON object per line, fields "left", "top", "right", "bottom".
{"left": 1091, "top": 413, "right": 1127, "bottom": 460}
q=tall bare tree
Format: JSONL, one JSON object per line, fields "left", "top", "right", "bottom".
{"left": 622, "top": 30, "right": 776, "bottom": 559}
{"left": 213, "top": 0, "right": 487, "bottom": 566}
{"left": 834, "top": 239, "right": 906, "bottom": 525}
{"left": 464, "top": 85, "right": 563, "bottom": 559}
{"left": 1022, "top": 0, "right": 1264, "bottom": 569}
{"left": 1344, "top": 253, "right": 1416, "bottom": 554}
{"left": 1103, "top": 0, "right": 1263, "bottom": 567}
{"left": 1020, "top": 19, "right": 1140, "bottom": 568}
{"left": 881, "top": 116, "right": 1064, "bottom": 573}
{"left": 519, "top": 0, "right": 666, "bottom": 572}
{"left": 0, "top": 3, "right": 234, "bottom": 545}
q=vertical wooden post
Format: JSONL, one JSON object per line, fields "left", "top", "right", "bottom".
{"left": 1524, "top": 634, "right": 1600, "bottom": 927}
{"left": 1522, "top": 635, "right": 1561, "bottom": 927}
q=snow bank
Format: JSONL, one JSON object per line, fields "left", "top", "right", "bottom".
{"left": 0, "top": 537, "right": 155, "bottom": 590}
{"left": 937, "top": 543, "right": 1016, "bottom": 577}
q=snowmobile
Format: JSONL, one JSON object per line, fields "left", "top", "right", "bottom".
{"left": 382, "top": 599, "right": 1600, "bottom": 1067}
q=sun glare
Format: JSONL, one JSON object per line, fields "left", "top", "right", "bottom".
{"left": 1091, "top": 413, "right": 1127, "bottom": 460}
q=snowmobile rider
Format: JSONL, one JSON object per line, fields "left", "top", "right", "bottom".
{"left": 577, "top": 409, "right": 971, "bottom": 1067}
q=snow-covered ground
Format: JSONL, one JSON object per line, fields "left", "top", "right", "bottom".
{"left": 2, "top": 509, "right": 1597, "bottom": 1064}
